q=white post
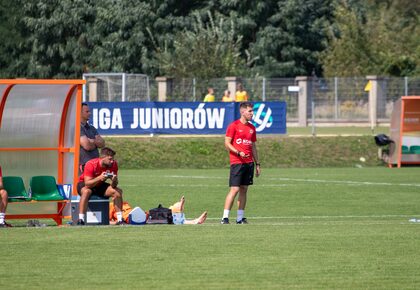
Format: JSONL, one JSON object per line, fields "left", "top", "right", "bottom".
{"left": 262, "top": 77, "right": 266, "bottom": 101}
{"left": 193, "top": 78, "right": 196, "bottom": 102}
{"left": 82, "top": 74, "right": 86, "bottom": 102}
{"left": 122, "top": 73, "right": 126, "bottom": 102}
{"left": 296, "top": 76, "right": 310, "bottom": 126}
{"left": 156, "top": 77, "right": 172, "bottom": 102}
{"left": 311, "top": 101, "right": 316, "bottom": 136}
{"left": 225, "top": 77, "right": 239, "bottom": 98}
{"left": 146, "top": 76, "right": 150, "bottom": 101}
{"left": 334, "top": 77, "right": 338, "bottom": 120}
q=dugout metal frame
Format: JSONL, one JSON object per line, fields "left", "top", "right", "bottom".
{"left": 0, "top": 79, "right": 85, "bottom": 225}
{"left": 388, "top": 96, "right": 420, "bottom": 168}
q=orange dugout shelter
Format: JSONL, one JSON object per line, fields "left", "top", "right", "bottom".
{"left": 388, "top": 96, "right": 420, "bottom": 167}
{"left": 0, "top": 79, "right": 85, "bottom": 224}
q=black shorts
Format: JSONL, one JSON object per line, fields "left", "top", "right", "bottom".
{"left": 77, "top": 181, "right": 110, "bottom": 197}
{"left": 229, "top": 162, "right": 254, "bottom": 187}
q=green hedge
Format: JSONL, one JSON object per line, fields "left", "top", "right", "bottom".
{"left": 105, "top": 135, "right": 381, "bottom": 169}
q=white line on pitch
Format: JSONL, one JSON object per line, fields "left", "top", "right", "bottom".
{"left": 124, "top": 175, "right": 420, "bottom": 188}
{"left": 206, "top": 214, "right": 413, "bottom": 220}
{"left": 266, "top": 177, "right": 420, "bottom": 187}
{"left": 169, "top": 175, "right": 420, "bottom": 188}
{"left": 123, "top": 184, "right": 293, "bottom": 187}
{"left": 200, "top": 221, "right": 408, "bottom": 226}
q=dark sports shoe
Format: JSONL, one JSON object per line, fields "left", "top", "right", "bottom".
{"left": 220, "top": 218, "right": 229, "bottom": 224}
{"left": 76, "top": 219, "right": 85, "bottom": 226}
{"left": 0, "top": 222, "right": 12, "bottom": 228}
{"left": 236, "top": 218, "right": 248, "bottom": 224}
{"left": 116, "top": 220, "right": 127, "bottom": 225}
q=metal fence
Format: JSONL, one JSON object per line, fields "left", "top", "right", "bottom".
{"left": 242, "top": 78, "right": 298, "bottom": 118}
{"left": 83, "top": 73, "right": 151, "bottom": 102}
{"left": 310, "top": 77, "right": 420, "bottom": 122}
{"left": 168, "top": 78, "right": 228, "bottom": 101}
{"left": 311, "top": 77, "right": 368, "bottom": 121}
{"left": 84, "top": 74, "right": 420, "bottom": 123}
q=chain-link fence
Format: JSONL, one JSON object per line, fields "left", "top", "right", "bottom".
{"left": 168, "top": 77, "right": 299, "bottom": 117}
{"left": 308, "top": 77, "right": 420, "bottom": 122}
{"left": 84, "top": 74, "right": 420, "bottom": 123}
{"left": 168, "top": 78, "right": 228, "bottom": 101}
{"left": 311, "top": 77, "right": 369, "bottom": 121}
{"left": 241, "top": 78, "right": 298, "bottom": 118}
{"left": 83, "top": 73, "right": 152, "bottom": 102}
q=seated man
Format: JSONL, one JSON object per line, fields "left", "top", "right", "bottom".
{"left": 0, "top": 165, "right": 11, "bottom": 227}
{"left": 170, "top": 196, "right": 207, "bottom": 225}
{"left": 77, "top": 147, "right": 124, "bottom": 225}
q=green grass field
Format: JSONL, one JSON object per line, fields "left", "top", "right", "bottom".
{"left": 2, "top": 167, "right": 420, "bottom": 289}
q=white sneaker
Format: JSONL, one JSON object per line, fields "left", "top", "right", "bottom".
{"left": 409, "top": 218, "right": 419, "bottom": 223}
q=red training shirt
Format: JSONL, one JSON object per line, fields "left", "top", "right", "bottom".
{"left": 79, "top": 158, "right": 118, "bottom": 183}
{"left": 226, "top": 119, "right": 257, "bottom": 164}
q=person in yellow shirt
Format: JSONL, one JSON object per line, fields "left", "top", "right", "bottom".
{"left": 203, "top": 87, "right": 215, "bottom": 102}
{"left": 235, "top": 83, "right": 249, "bottom": 102}
{"left": 222, "top": 90, "right": 233, "bottom": 102}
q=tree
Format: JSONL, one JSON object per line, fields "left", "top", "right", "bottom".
{"left": 249, "top": 0, "right": 334, "bottom": 77}
{"left": 0, "top": 0, "right": 30, "bottom": 78}
{"left": 321, "top": 2, "right": 376, "bottom": 76}
{"left": 322, "top": 0, "right": 420, "bottom": 77}
{"left": 17, "top": 0, "right": 96, "bottom": 78}
{"left": 151, "top": 12, "right": 247, "bottom": 79}
{"left": 88, "top": 0, "right": 154, "bottom": 74}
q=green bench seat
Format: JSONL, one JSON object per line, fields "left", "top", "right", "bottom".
{"left": 3, "top": 176, "right": 31, "bottom": 202}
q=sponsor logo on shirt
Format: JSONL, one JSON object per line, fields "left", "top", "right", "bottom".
{"left": 236, "top": 138, "right": 252, "bottom": 145}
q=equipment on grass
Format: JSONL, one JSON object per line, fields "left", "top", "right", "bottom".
{"left": 374, "top": 134, "right": 393, "bottom": 146}
{"left": 147, "top": 204, "right": 173, "bottom": 224}
{"left": 128, "top": 207, "right": 147, "bottom": 225}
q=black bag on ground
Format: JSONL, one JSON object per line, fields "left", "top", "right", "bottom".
{"left": 147, "top": 204, "right": 173, "bottom": 224}
{"left": 374, "top": 134, "right": 393, "bottom": 146}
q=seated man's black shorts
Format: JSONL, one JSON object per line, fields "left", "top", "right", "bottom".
{"left": 77, "top": 181, "right": 110, "bottom": 196}
{"left": 229, "top": 162, "right": 254, "bottom": 187}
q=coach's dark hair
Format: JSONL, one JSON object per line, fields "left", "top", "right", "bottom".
{"left": 82, "top": 102, "right": 88, "bottom": 108}
{"left": 100, "top": 147, "right": 116, "bottom": 157}
{"left": 240, "top": 102, "right": 253, "bottom": 109}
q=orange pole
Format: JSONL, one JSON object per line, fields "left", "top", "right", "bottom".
{"left": 0, "top": 147, "right": 59, "bottom": 151}
{"left": 57, "top": 85, "right": 77, "bottom": 184}
{"left": 72, "top": 84, "right": 83, "bottom": 196}
{"left": 0, "top": 84, "right": 15, "bottom": 128}
{"left": 0, "top": 79, "right": 85, "bottom": 85}
{"left": 398, "top": 99, "right": 405, "bottom": 168}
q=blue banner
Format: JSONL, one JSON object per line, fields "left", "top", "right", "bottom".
{"left": 88, "top": 102, "right": 286, "bottom": 135}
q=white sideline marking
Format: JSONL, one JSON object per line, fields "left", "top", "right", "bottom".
{"left": 206, "top": 214, "right": 413, "bottom": 220}
{"left": 163, "top": 175, "right": 224, "bottom": 179}
{"left": 266, "top": 177, "right": 420, "bottom": 187}
{"left": 157, "top": 175, "right": 420, "bottom": 188}
{"left": 124, "top": 175, "right": 420, "bottom": 187}
{"left": 201, "top": 221, "right": 408, "bottom": 226}
{"left": 124, "top": 184, "right": 293, "bottom": 187}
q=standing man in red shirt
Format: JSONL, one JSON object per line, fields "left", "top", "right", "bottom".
{"left": 221, "top": 102, "right": 261, "bottom": 224}
{"left": 77, "top": 147, "right": 124, "bottom": 225}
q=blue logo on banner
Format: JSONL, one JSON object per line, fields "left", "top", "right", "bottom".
{"left": 252, "top": 103, "right": 273, "bottom": 132}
